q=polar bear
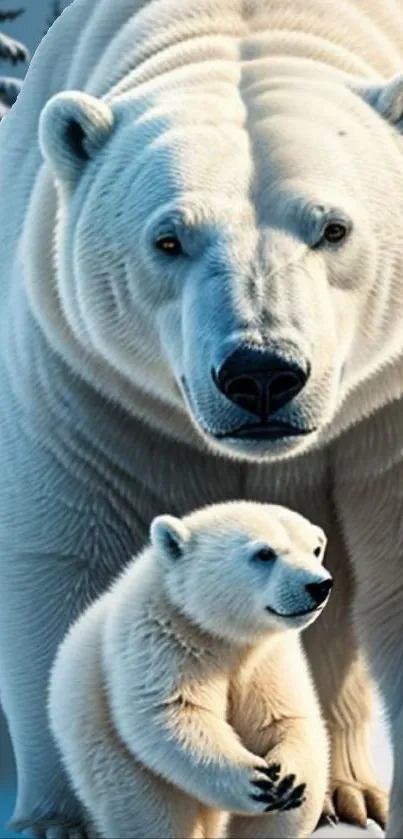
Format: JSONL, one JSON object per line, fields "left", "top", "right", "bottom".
{"left": 48, "top": 501, "right": 330, "bottom": 839}
{"left": 1, "top": 0, "right": 403, "bottom": 836}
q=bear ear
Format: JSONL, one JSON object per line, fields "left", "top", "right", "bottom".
{"left": 353, "top": 73, "right": 403, "bottom": 128}
{"left": 39, "top": 91, "right": 115, "bottom": 186}
{"left": 150, "top": 515, "right": 190, "bottom": 563}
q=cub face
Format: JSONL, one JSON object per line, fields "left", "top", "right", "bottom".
{"left": 151, "top": 501, "right": 332, "bottom": 644}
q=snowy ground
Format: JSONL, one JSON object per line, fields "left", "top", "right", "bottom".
{"left": 0, "top": 699, "right": 393, "bottom": 839}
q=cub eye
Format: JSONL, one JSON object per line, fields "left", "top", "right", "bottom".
{"left": 313, "top": 546, "right": 323, "bottom": 558}
{"left": 253, "top": 547, "right": 277, "bottom": 563}
{"left": 155, "top": 235, "right": 183, "bottom": 256}
{"left": 322, "top": 220, "right": 350, "bottom": 245}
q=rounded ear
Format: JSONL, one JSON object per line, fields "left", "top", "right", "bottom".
{"left": 150, "top": 515, "right": 190, "bottom": 562}
{"left": 353, "top": 73, "right": 403, "bottom": 128}
{"left": 39, "top": 91, "right": 115, "bottom": 186}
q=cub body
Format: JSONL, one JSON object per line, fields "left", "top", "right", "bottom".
{"left": 49, "top": 502, "right": 330, "bottom": 839}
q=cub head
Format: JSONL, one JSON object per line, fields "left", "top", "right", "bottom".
{"left": 39, "top": 62, "right": 403, "bottom": 460}
{"left": 150, "top": 501, "right": 332, "bottom": 644}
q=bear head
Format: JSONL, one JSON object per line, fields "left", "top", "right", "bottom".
{"left": 38, "top": 64, "right": 403, "bottom": 461}
{"left": 150, "top": 501, "right": 331, "bottom": 644}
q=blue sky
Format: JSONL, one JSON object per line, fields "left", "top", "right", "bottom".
{"left": 0, "top": 0, "right": 68, "bottom": 79}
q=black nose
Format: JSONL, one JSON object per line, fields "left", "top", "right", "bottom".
{"left": 305, "top": 578, "right": 333, "bottom": 607}
{"left": 214, "top": 346, "right": 310, "bottom": 419}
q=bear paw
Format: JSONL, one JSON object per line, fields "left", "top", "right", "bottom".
{"left": 330, "top": 780, "right": 388, "bottom": 830}
{"left": 251, "top": 762, "right": 306, "bottom": 812}
{"left": 325, "top": 722, "right": 389, "bottom": 828}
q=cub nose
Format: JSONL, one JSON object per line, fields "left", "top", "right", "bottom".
{"left": 213, "top": 346, "right": 310, "bottom": 419}
{"left": 305, "top": 578, "right": 333, "bottom": 608}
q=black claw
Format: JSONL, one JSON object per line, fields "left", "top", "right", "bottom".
{"left": 250, "top": 790, "right": 276, "bottom": 802}
{"left": 252, "top": 778, "right": 275, "bottom": 793}
{"left": 266, "top": 762, "right": 281, "bottom": 781}
{"left": 276, "top": 773, "right": 296, "bottom": 796}
{"left": 289, "top": 783, "right": 307, "bottom": 801}
{"left": 250, "top": 787, "right": 277, "bottom": 804}
{"left": 282, "top": 797, "right": 306, "bottom": 812}
{"left": 256, "top": 763, "right": 281, "bottom": 782}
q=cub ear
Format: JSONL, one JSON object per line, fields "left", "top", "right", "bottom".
{"left": 39, "top": 91, "right": 114, "bottom": 186}
{"left": 353, "top": 73, "right": 403, "bottom": 128}
{"left": 150, "top": 515, "right": 190, "bottom": 562}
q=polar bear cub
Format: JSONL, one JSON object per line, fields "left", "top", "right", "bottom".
{"left": 48, "top": 501, "right": 331, "bottom": 839}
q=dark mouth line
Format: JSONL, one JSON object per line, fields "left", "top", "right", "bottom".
{"left": 215, "top": 423, "right": 316, "bottom": 440}
{"left": 179, "top": 376, "right": 317, "bottom": 441}
{"left": 266, "top": 605, "right": 323, "bottom": 619}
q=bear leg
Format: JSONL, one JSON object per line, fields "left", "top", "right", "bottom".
{"left": 333, "top": 459, "right": 401, "bottom": 833}
{"left": 227, "top": 719, "right": 326, "bottom": 839}
{"left": 386, "top": 706, "right": 403, "bottom": 838}
{"left": 0, "top": 553, "right": 93, "bottom": 838}
{"left": 302, "top": 507, "right": 387, "bottom": 828}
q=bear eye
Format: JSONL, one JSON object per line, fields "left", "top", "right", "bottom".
{"left": 322, "top": 220, "right": 350, "bottom": 245}
{"left": 313, "top": 546, "right": 323, "bottom": 558}
{"left": 253, "top": 547, "right": 277, "bottom": 563}
{"left": 155, "top": 235, "right": 183, "bottom": 256}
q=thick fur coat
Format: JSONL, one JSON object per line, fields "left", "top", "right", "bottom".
{"left": 1, "top": 0, "right": 403, "bottom": 836}
{"left": 48, "top": 502, "right": 330, "bottom": 839}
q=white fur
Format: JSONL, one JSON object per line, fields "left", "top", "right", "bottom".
{"left": 48, "top": 502, "right": 329, "bottom": 839}
{"left": 2, "top": 1, "right": 403, "bottom": 836}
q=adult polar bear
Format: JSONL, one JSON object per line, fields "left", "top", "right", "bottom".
{"left": 1, "top": 0, "right": 403, "bottom": 836}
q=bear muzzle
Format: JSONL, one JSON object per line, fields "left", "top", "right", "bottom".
{"left": 211, "top": 342, "right": 312, "bottom": 440}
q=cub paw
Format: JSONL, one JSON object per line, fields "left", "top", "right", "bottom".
{"left": 250, "top": 762, "right": 306, "bottom": 813}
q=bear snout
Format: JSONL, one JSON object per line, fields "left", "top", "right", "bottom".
{"left": 212, "top": 343, "right": 310, "bottom": 420}
{"left": 305, "top": 578, "right": 333, "bottom": 608}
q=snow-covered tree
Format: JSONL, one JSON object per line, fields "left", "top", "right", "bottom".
{"left": 0, "top": 3, "right": 29, "bottom": 119}
{"left": 0, "top": 74, "right": 22, "bottom": 116}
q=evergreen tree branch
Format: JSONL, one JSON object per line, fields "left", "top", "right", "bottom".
{"left": 0, "top": 31, "right": 29, "bottom": 64}
{"left": 0, "top": 10, "right": 24, "bottom": 23}
{"left": 0, "top": 75, "right": 22, "bottom": 107}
